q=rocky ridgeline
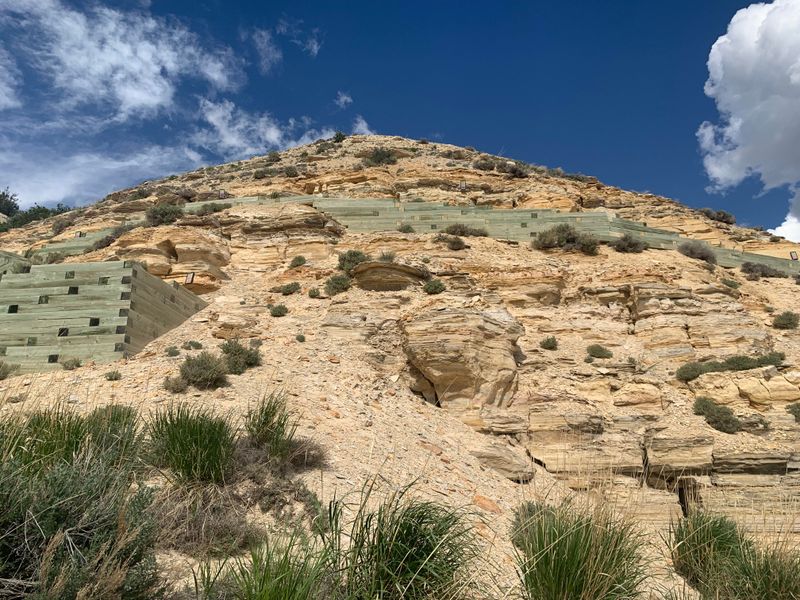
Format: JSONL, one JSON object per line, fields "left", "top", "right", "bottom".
{"left": 1, "top": 134, "right": 799, "bottom": 590}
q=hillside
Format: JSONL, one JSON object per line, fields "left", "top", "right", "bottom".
{"left": 1, "top": 134, "right": 799, "bottom": 597}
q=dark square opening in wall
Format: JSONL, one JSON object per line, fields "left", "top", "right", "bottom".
{"left": 27, "top": 337, "right": 36, "bottom": 346}
{"left": 48, "top": 354, "right": 59, "bottom": 363}
{"left": 38, "top": 295, "right": 48, "bottom": 304}
{"left": 115, "top": 325, "right": 126, "bottom": 334}
{"left": 122, "top": 275, "right": 132, "bottom": 284}
{"left": 120, "top": 292, "right": 131, "bottom": 300}
{"left": 98, "top": 277, "right": 109, "bottom": 285}
{"left": 68, "top": 286, "right": 78, "bottom": 295}
{"left": 114, "top": 343, "right": 124, "bottom": 352}
{"left": 89, "top": 317, "right": 100, "bottom": 326}
{"left": 0, "top": 346, "right": 6, "bottom": 356}
{"left": 65, "top": 271, "right": 75, "bottom": 279}
{"left": 118, "top": 308, "right": 129, "bottom": 317}
{"left": 8, "top": 305, "right": 18, "bottom": 314}
{"left": 58, "top": 327, "right": 69, "bottom": 337}
{"left": 430, "top": 224, "right": 437, "bottom": 230}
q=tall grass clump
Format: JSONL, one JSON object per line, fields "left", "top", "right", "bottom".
{"left": 148, "top": 404, "right": 235, "bottom": 484}
{"left": 512, "top": 501, "right": 646, "bottom": 600}
{"left": 245, "top": 392, "right": 298, "bottom": 464}
{"left": 0, "top": 405, "right": 160, "bottom": 599}
{"left": 322, "top": 483, "right": 478, "bottom": 599}
{"left": 669, "top": 510, "right": 800, "bottom": 599}
{"left": 787, "top": 402, "right": 800, "bottom": 422}
{"left": 0, "top": 360, "right": 18, "bottom": 380}
{"left": 611, "top": 234, "right": 647, "bottom": 253}
{"left": 443, "top": 223, "right": 488, "bottom": 237}
{"left": 145, "top": 202, "right": 184, "bottom": 226}
{"left": 194, "top": 534, "right": 329, "bottom": 600}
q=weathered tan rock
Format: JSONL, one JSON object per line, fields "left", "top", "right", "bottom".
{"left": 401, "top": 307, "right": 524, "bottom": 417}
{"left": 645, "top": 430, "right": 714, "bottom": 477}
{"left": 351, "top": 261, "right": 428, "bottom": 291}
{"left": 471, "top": 439, "right": 534, "bottom": 482}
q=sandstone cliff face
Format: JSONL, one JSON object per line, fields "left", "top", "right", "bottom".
{"left": 1, "top": 135, "right": 799, "bottom": 592}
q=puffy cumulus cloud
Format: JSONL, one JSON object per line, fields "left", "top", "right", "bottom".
{"left": 251, "top": 28, "right": 282, "bottom": 74}
{"left": 698, "top": 0, "right": 800, "bottom": 240}
{"left": 352, "top": 115, "right": 375, "bottom": 135}
{"left": 334, "top": 91, "right": 353, "bottom": 109}
{"left": 0, "top": 0, "right": 243, "bottom": 119}
{"left": 0, "top": 141, "right": 200, "bottom": 208}
{"left": 192, "top": 98, "right": 335, "bottom": 159}
{"left": 0, "top": 46, "right": 20, "bottom": 110}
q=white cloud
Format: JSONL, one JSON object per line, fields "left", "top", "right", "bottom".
{"left": 251, "top": 28, "right": 282, "bottom": 74}
{"left": 334, "top": 91, "right": 353, "bottom": 109}
{"left": 302, "top": 30, "right": 322, "bottom": 57}
{"left": 352, "top": 115, "right": 374, "bottom": 135}
{"left": 0, "top": 46, "right": 20, "bottom": 110}
{"left": 192, "top": 98, "right": 335, "bottom": 159}
{"left": 698, "top": 0, "right": 800, "bottom": 240}
{"left": 1, "top": 0, "right": 243, "bottom": 119}
{"left": 0, "top": 142, "right": 200, "bottom": 208}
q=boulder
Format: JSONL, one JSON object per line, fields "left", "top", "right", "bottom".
{"left": 401, "top": 307, "right": 524, "bottom": 417}
{"left": 351, "top": 261, "right": 429, "bottom": 291}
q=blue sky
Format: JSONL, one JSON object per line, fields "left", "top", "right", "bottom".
{"left": 1, "top": 0, "right": 799, "bottom": 237}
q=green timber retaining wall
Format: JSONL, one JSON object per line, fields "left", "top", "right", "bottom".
{"left": 186, "top": 195, "right": 800, "bottom": 274}
{"left": 0, "top": 251, "right": 30, "bottom": 276}
{"left": 0, "top": 260, "right": 207, "bottom": 374}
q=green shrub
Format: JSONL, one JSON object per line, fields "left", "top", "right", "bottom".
{"left": 265, "top": 151, "right": 281, "bottom": 164}
{"left": 324, "top": 484, "right": 478, "bottom": 600}
{"left": 325, "top": 274, "right": 351, "bottom": 296}
{"left": 721, "top": 278, "right": 740, "bottom": 289}
{"left": 443, "top": 223, "right": 488, "bottom": 237}
{"left": 308, "top": 287, "right": 321, "bottom": 298}
{"left": 698, "top": 208, "right": 736, "bottom": 225}
{"left": 540, "top": 336, "right": 558, "bottom": 350}
{"left": 89, "top": 222, "right": 140, "bottom": 251}
{"left": 694, "top": 397, "right": 741, "bottom": 434}
{"left": 741, "top": 261, "right": 787, "bottom": 278}
{"left": 788, "top": 403, "right": 800, "bottom": 422}
{"left": 277, "top": 282, "right": 301, "bottom": 295}
{"left": 195, "top": 202, "right": 232, "bottom": 216}
{"left": 270, "top": 304, "right": 288, "bottom": 317}
{"left": 611, "top": 234, "right": 647, "bottom": 253}
{"left": 61, "top": 357, "right": 82, "bottom": 370}
{"left": 586, "top": 344, "right": 612, "bottom": 359}
{"left": 678, "top": 240, "right": 717, "bottom": 264}
{"left": 512, "top": 501, "right": 646, "bottom": 600}
{"left": 164, "top": 375, "right": 188, "bottom": 393}
{"left": 533, "top": 224, "right": 598, "bottom": 255}
{"left": 245, "top": 392, "right": 298, "bottom": 463}
{"left": 398, "top": 223, "right": 415, "bottom": 233}
{"left": 253, "top": 169, "right": 268, "bottom": 179}
{"left": 296, "top": 334, "right": 306, "bottom": 342}
{"left": 333, "top": 131, "right": 347, "bottom": 143}
{"left": 148, "top": 404, "right": 235, "bottom": 484}
{"left": 145, "top": 202, "right": 184, "bottom": 226}
{"left": 284, "top": 166, "right": 299, "bottom": 177}
{"left": 220, "top": 338, "right": 261, "bottom": 374}
{"left": 773, "top": 311, "right": 799, "bottom": 330}
{"left": 289, "top": 255, "right": 306, "bottom": 268}
{"left": 0, "top": 360, "right": 19, "bottom": 380}
{"left": 166, "top": 345, "right": 180, "bottom": 357}
{"left": 179, "top": 352, "right": 228, "bottom": 389}
{"left": 0, "top": 202, "right": 71, "bottom": 233}
{"left": 181, "top": 340, "right": 203, "bottom": 350}
{"left": 676, "top": 352, "right": 785, "bottom": 382}
{"left": 105, "top": 370, "right": 122, "bottom": 381}
{"left": 338, "top": 249, "right": 370, "bottom": 273}
{"left": 378, "top": 250, "right": 396, "bottom": 263}
{"left": 446, "top": 236, "right": 466, "bottom": 250}
{"left": 472, "top": 156, "right": 497, "bottom": 171}
{"left": 423, "top": 278, "right": 445, "bottom": 295}
{"left": 362, "top": 147, "right": 397, "bottom": 166}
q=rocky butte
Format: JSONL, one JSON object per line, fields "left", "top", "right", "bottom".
{"left": 1, "top": 134, "right": 798, "bottom": 597}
